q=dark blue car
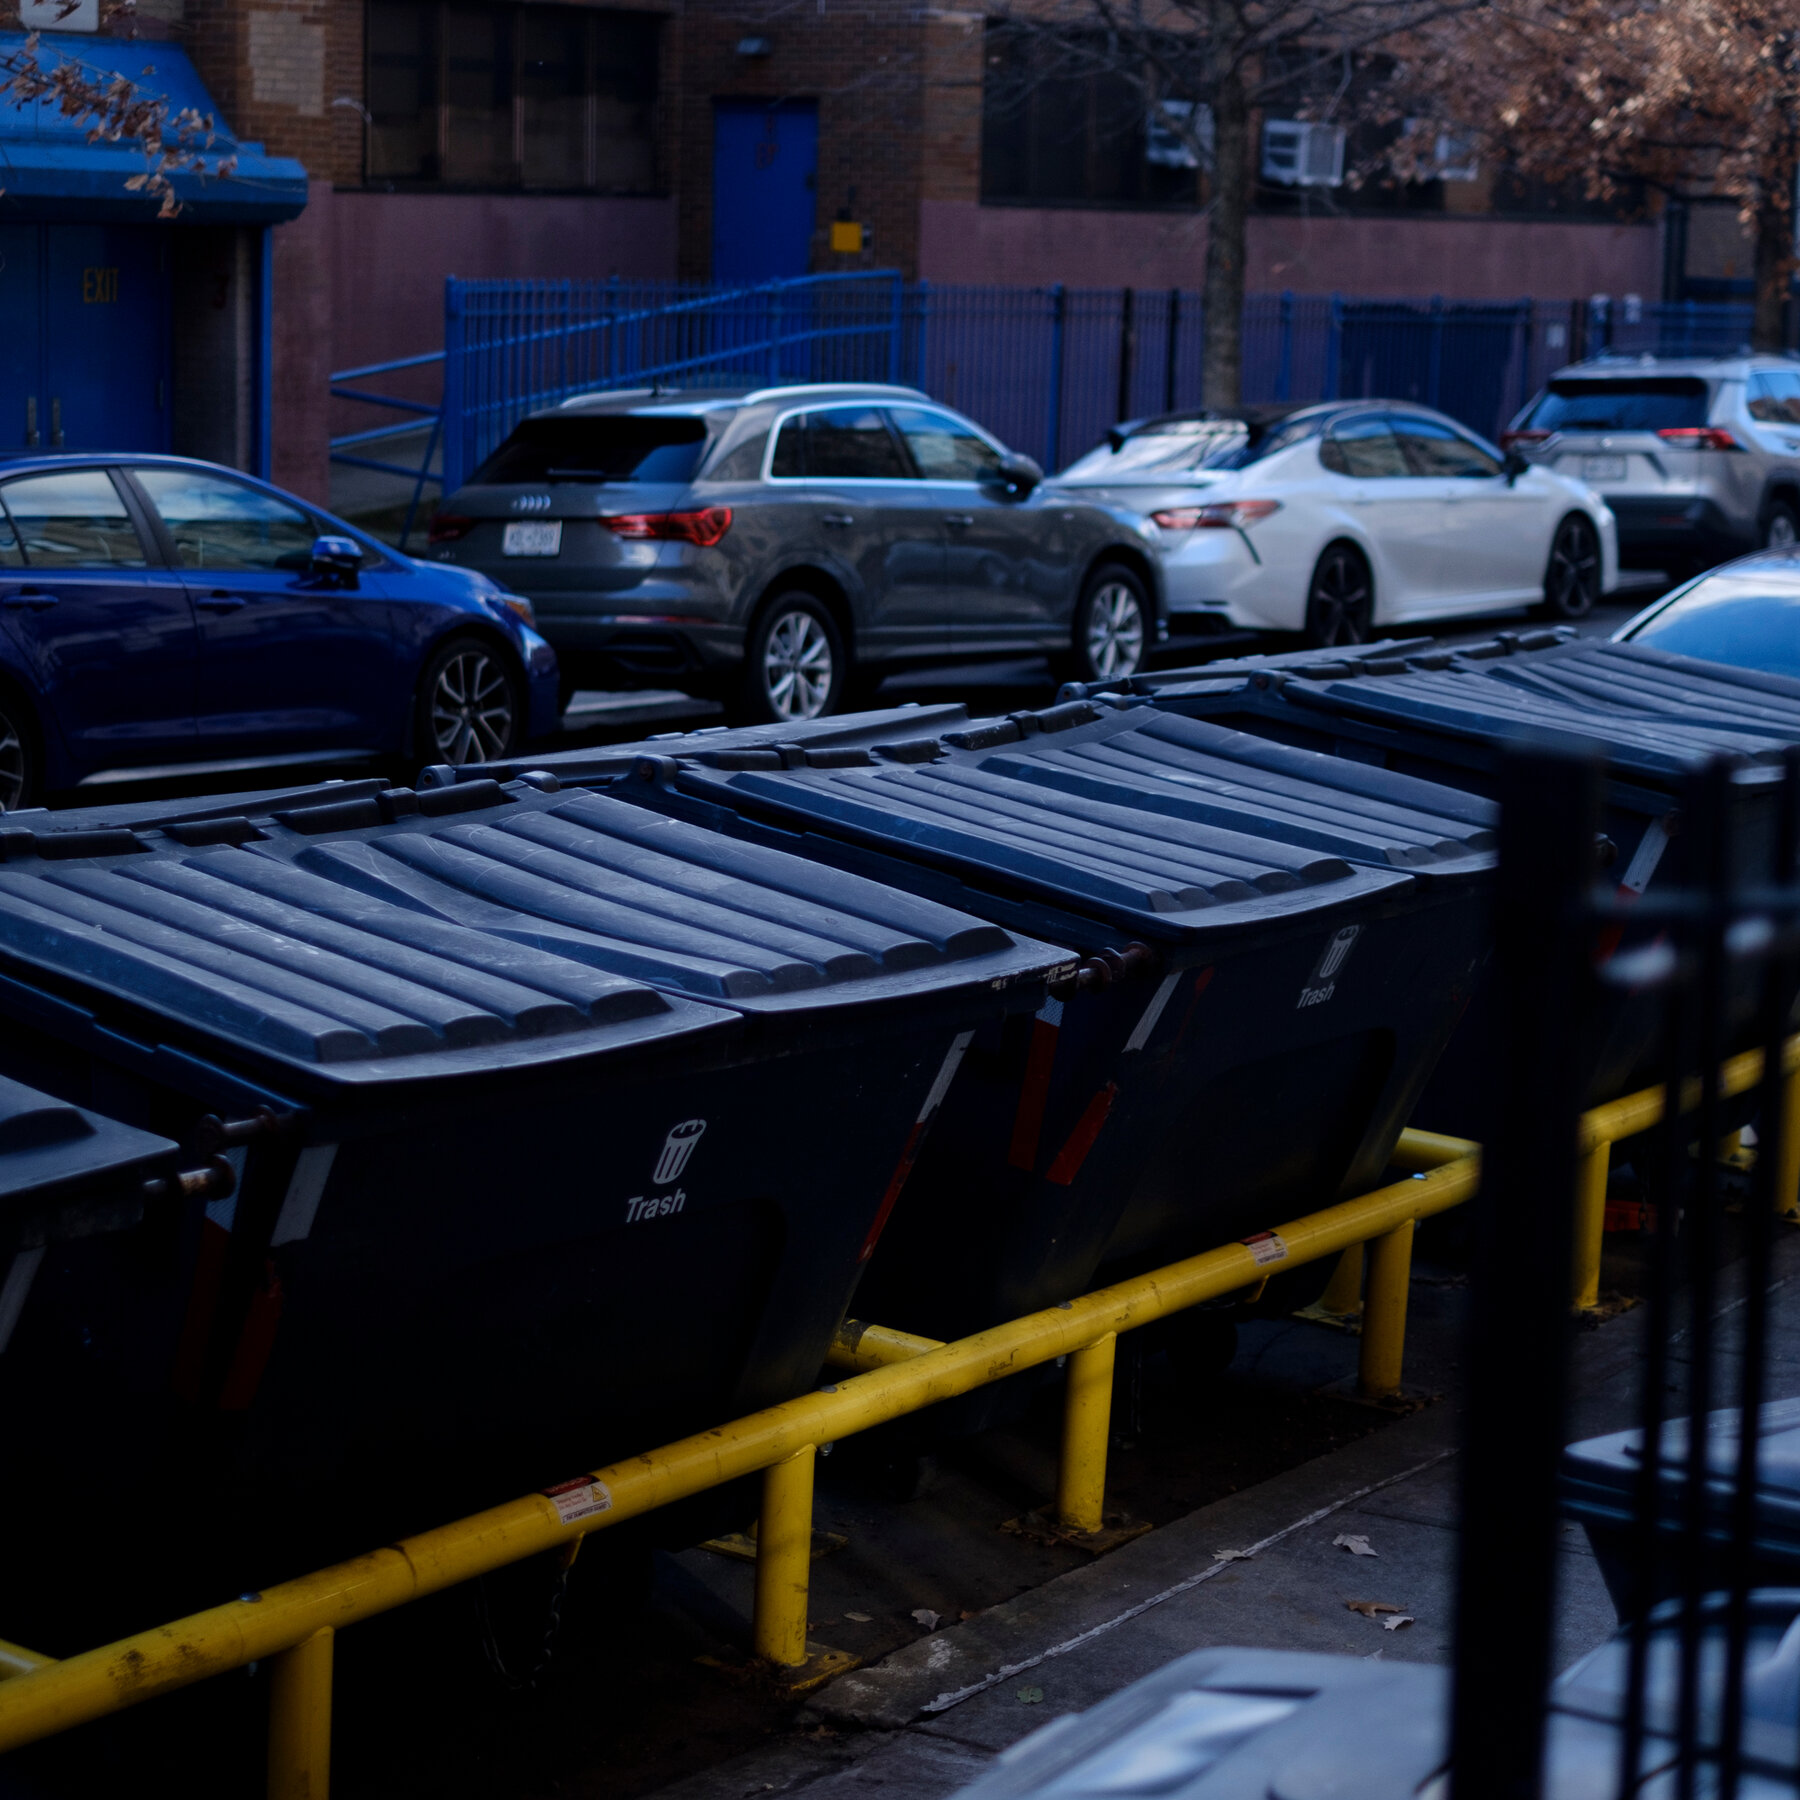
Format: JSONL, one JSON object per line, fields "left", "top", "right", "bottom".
{"left": 0, "top": 455, "right": 559, "bottom": 808}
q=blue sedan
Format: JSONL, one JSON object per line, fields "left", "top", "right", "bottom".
{"left": 0, "top": 455, "right": 559, "bottom": 808}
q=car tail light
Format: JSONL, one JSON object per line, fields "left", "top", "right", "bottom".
{"left": 1150, "top": 500, "right": 1282, "bottom": 530}
{"left": 1656, "top": 427, "right": 1741, "bottom": 451}
{"left": 1500, "top": 430, "right": 1550, "bottom": 450}
{"left": 603, "top": 507, "right": 733, "bottom": 547}
{"left": 428, "top": 513, "right": 476, "bottom": 544}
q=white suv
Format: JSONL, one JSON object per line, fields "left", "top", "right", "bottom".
{"left": 1504, "top": 355, "right": 1800, "bottom": 575}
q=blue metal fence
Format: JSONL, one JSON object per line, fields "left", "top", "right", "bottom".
{"left": 329, "top": 278, "right": 1778, "bottom": 540}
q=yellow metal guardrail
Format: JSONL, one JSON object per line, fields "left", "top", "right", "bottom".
{"left": 1571, "top": 1034, "right": 1800, "bottom": 1312}
{"left": 5, "top": 1036, "right": 1797, "bottom": 1799}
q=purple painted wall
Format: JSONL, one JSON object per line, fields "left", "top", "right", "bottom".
{"left": 918, "top": 201, "right": 1663, "bottom": 301}
{"left": 327, "top": 190, "right": 679, "bottom": 380}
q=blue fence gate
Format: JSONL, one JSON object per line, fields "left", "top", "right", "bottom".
{"left": 329, "top": 278, "right": 1775, "bottom": 542}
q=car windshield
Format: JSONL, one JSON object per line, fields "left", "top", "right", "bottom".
{"left": 1524, "top": 377, "right": 1710, "bottom": 434}
{"left": 472, "top": 415, "right": 709, "bottom": 484}
{"left": 1629, "top": 577, "right": 1800, "bottom": 680}
{"left": 1058, "top": 413, "right": 1316, "bottom": 481}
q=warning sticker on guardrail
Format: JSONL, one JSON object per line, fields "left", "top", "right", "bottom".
{"left": 544, "top": 1476, "right": 612, "bottom": 1524}
{"left": 1242, "top": 1231, "right": 1289, "bottom": 1266}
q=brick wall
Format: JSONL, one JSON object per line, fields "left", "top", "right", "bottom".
{"left": 674, "top": 0, "right": 929, "bottom": 280}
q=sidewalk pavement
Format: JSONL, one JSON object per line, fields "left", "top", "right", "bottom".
{"left": 646, "top": 1227, "right": 1800, "bottom": 1800}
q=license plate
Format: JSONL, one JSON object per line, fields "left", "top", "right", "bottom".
{"left": 1580, "top": 455, "right": 1626, "bottom": 482}
{"left": 502, "top": 521, "right": 562, "bottom": 557}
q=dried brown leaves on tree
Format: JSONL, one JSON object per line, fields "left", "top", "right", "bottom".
{"left": 1395, "top": 0, "right": 1800, "bottom": 346}
{"left": 0, "top": 3, "right": 236, "bottom": 218}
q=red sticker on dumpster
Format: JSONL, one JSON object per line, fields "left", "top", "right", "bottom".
{"left": 1242, "top": 1231, "right": 1288, "bottom": 1266}
{"left": 544, "top": 1476, "right": 612, "bottom": 1524}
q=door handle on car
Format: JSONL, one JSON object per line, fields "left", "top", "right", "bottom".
{"left": 944, "top": 514, "right": 975, "bottom": 528}
{"left": 821, "top": 512, "right": 855, "bottom": 528}
{"left": 195, "top": 591, "right": 247, "bottom": 612}
{"left": 1, "top": 588, "right": 58, "bottom": 610}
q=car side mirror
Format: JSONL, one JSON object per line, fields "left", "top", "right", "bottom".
{"left": 992, "top": 452, "right": 1043, "bottom": 499}
{"left": 310, "top": 534, "right": 362, "bottom": 588}
{"left": 1503, "top": 448, "right": 1530, "bottom": 486}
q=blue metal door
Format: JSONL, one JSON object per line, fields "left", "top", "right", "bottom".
{"left": 45, "top": 225, "right": 169, "bottom": 452}
{"left": 0, "top": 228, "right": 42, "bottom": 451}
{"left": 712, "top": 100, "right": 818, "bottom": 284}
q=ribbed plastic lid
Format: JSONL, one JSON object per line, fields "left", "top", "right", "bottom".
{"left": 0, "top": 1073, "right": 175, "bottom": 1207}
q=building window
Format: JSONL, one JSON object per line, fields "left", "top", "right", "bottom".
{"left": 980, "top": 22, "right": 1200, "bottom": 208}
{"left": 366, "top": 0, "right": 660, "bottom": 192}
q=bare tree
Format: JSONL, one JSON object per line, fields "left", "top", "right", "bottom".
{"left": 1394, "top": 0, "right": 1800, "bottom": 349}
{"left": 0, "top": 3, "right": 236, "bottom": 218}
{"left": 982, "top": 0, "right": 1482, "bottom": 407}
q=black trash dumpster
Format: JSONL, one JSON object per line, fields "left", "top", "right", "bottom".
{"left": 0, "top": 1074, "right": 178, "bottom": 1355}
{"left": 1081, "top": 646, "right": 1796, "bottom": 1134}
{"left": 582, "top": 696, "right": 1492, "bottom": 1355}
{"left": 1563, "top": 1400, "right": 1800, "bottom": 1615}
{"left": 0, "top": 774, "right": 1062, "bottom": 1594}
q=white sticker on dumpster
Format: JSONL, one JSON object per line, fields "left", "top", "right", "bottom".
{"left": 1242, "top": 1230, "right": 1289, "bottom": 1266}
{"left": 544, "top": 1477, "right": 612, "bottom": 1525}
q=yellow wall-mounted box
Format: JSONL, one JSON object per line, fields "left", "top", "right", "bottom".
{"left": 829, "top": 221, "right": 864, "bottom": 254}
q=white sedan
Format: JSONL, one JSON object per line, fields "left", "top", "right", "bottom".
{"left": 1050, "top": 401, "right": 1620, "bottom": 647}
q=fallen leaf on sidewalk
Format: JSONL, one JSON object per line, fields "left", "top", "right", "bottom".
{"left": 911, "top": 1608, "right": 942, "bottom": 1630}
{"left": 959, "top": 1609, "right": 979, "bottom": 1621}
{"left": 1345, "top": 1601, "right": 1405, "bottom": 1617}
{"left": 1018, "top": 1686, "right": 1044, "bottom": 1705}
{"left": 1382, "top": 1614, "right": 1416, "bottom": 1631}
{"left": 844, "top": 1612, "right": 872, "bottom": 1623}
{"left": 1212, "top": 1548, "right": 1255, "bottom": 1562}
{"left": 1334, "top": 1533, "right": 1378, "bottom": 1557}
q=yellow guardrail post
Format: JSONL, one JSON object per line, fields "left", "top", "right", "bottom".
{"left": 1056, "top": 1332, "right": 1117, "bottom": 1535}
{"left": 752, "top": 1444, "right": 816, "bottom": 1670}
{"left": 1317, "top": 1244, "right": 1364, "bottom": 1318}
{"left": 1780, "top": 1061, "right": 1800, "bottom": 1223}
{"left": 1572, "top": 1138, "right": 1611, "bottom": 1313}
{"left": 1357, "top": 1218, "right": 1414, "bottom": 1400}
{"left": 267, "top": 1625, "right": 333, "bottom": 1800}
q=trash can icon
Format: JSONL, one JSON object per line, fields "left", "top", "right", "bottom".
{"left": 654, "top": 1120, "right": 707, "bottom": 1185}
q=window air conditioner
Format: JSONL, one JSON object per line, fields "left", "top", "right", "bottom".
{"left": 1261, "top": 120, "right": 1345, "bottom": 187}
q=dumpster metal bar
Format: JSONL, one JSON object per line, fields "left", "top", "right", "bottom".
{"left": 1570, "top": 1032, "right": 1800, "bottom": 1312}
{"left": 0, "top": 1126, "right": 1478, "bottom": 1787}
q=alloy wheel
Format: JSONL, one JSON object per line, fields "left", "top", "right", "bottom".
{"left": 428, "top": 648, "right": 515, "bottom": 763}
{"left": 762, "top": 609, "right": 835, "bottom": 720}
{"left": 1308, "top": 550, "right": 1371, "bottom": 646}
{"left": 1085, "top": 582, "right": 1146, "bottom": 678}
{"left": 1546, "top": 517, "right": 1599, "bottom": 618}
{"left": 0, "top": 703, "right": 25, "bottom": 810}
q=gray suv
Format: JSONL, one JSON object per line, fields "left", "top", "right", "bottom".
{"left": 1505, "top": 354, "right": 1800, "bottom": 574}
{"left": 429, "top": 383, "right": 1164, "bottom": 721}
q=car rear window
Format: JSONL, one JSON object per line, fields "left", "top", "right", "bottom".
{"left": 1629, "top": 580, "right": 1800, "bottom": 680}
{"left": 1525, "top": 377, "right": 1710, "bottom": 434}
{"left": 1058, "top": 413, "right": 1320, "bottom": 480}
{"left": 472, "top": 415, "right": 709, "bottom": 484}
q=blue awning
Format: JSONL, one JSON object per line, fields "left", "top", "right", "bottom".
{"left": 0, "top": 32, "right": 307, "bottom": 223}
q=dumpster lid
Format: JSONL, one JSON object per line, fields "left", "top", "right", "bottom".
{"left": 616, "top": 706, "right": 1418, "bottom": 941}
{"left": 1563, "top": 1398, "right": 1800, "bottom": 1503}
{"left": 920, "top": 705, "right": 1496, "bottom": 877}
{"left": 0, "top": 813, "right": 736, "bottom": 1086}
{"left": 1473, "top": 639, "right": 1800, "bottom": 742}
{"left": 1273, "top": 665, "right": 1793, "bottom": 782}
{"left": 234, "top": 780, "right": 1059, "bottom": 1015}
{"left": 0, "top": 1073, "right": 175, "bottom": 1220}
{"left": 461, "top": 702, "right": 976, "bottom": 785}
{"left": 0, "top": 775, "right": 1058, "bottom": 1082}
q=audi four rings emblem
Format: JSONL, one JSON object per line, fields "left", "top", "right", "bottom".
{"left": 653, "top": 1120, "right": 707, "bottom": 1185}
{"left": 510, "top": 494, "right": 553, "bottom": 513}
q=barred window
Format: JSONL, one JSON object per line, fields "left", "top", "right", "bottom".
{"left": 366, "top": 0, "right": 660, "bottom": 193}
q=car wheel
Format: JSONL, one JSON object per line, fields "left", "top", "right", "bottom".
{"left": 1072, "top": 564, "right": 1150, "bottom": 682}
{"left": 0, "top": 686, "right": 38, "bottom": 810}
{"left": 414, "top": 635, "right": 523, "bottom": 768}
{"left": 1764, "top": 502, "right": 1799, "bottom": 550}
{"left": 1303, "top": 544, "right": 1373, "bottom": 647}
{"left": 1541, "top": 514, "right": 1600, "bottom": 620}
{"left": 738, "top": 593, "right": 845, "bottom": 724}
